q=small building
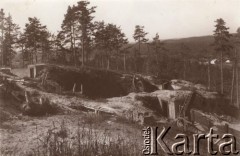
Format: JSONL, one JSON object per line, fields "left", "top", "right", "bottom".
{"left": 28, "top": 64, "right": 46, "bottom": 78}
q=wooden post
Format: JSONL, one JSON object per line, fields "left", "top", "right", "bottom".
{"left": 25, "top": 91, "right": 29, "bottom": 104}
{"left": 80, "top": 84, "right": 83, "bottom": 94}
{"left": 72, "top": 83, "right": 76, "bottom": 93}
{"left": 39, "top": 97, "right": 43, "bottom": 105}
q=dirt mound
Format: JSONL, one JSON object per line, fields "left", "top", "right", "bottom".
{"left": 40, "top": 65, "right": 158, "bottom": 98}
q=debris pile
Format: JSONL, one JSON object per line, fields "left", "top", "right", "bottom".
{"left": 0, "top": 65, "right": 239, "bottom": 128}
{"left": 0, "top": 71, "right": 59, "bottom": 116}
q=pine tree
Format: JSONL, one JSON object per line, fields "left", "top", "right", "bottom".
{"left": 150, "top": 33, "right": 167, "bottom": 70}
{"left": 213, "top": 18, "right": 233, "bottom": 94}
{"left": 23, "top": 17, "right": 49, "bottom": 64}
{"left": 94, "top": 22, "right": 128, "bottom": 70}
{"left": 133, "top": 25, "right": 148, "bottom": 72}
{"left": 75, "top": 1, "right": 96, "bottom": 66}
{"left": 133, "top": 25, "right": 148, "bottom": 53}
{"left": 93, "top": 21, "right": 107, "bottom": 68}
{"left": 105, "top": 24, "right": 128, "bottom": 69}
{"left": 40, "top": 31, "right": 51, "bottom": 63}
{"left": 58, "top": 1, "right": 96, "bottom": 66}
{"left": 230, "top": 27, "right": 240, "bottom": 108}
{"left": 119, "top": 45, "right": 132, "bottom": 71}
{"left": 58, "top": 5, "right": 79, "bottom": 66}
{"left": 2, "top": 14, "right": 20, "bottom": 67}
{"left": 0, "top": 9, "right": 5, "bottom": 66}
{"left": 198, "top": 46, "right": 214, "bottom": 91}
{"left": 236, "top": 28, "right": 240, "bottom": 108}
{"left": 17, "top": 33, "right": 27, "bottom": 67}
{"left": 46, "top": 33, "right": 57, "bottom": 63}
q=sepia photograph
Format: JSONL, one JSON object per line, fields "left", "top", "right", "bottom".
{"left": 0, "top": 0, "right": 240, "bottom": 155}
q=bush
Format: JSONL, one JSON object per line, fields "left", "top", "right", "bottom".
{"left": 30, "top": 120, "right": 142, "bottom": 156}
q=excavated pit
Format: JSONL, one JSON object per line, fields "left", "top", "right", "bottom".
{"left": 41, "top": 65, "right": 158, "bottom": 98}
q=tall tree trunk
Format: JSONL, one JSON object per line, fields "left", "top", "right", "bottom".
{"left": 29, "top": 51, "right": 31, "bottom": 65}
{"left": 34, "top": 43, "right": 37, "bottom": 64}
{"left": 41, "top": 42, "right": 44, "bottom": 63}
{"left": 85, "top": 46, "right": 88, "bottom": 65}
{"left": 183, "top": 58, "right": 186, "bottom": 80}
{"left": 136, "top": 40, "right": 140, "bottom": 72}
{"left": 123, "top": 53, "right": 126, "bottom": 71}
{"left": 81, "top": 36, "right": 84, "bottom": 67}
{"left": 156, "top": 46, "right": 159, "bottom": 72}
{"left": 30, "top": 51, "right": 33, "bottom": 64}
{"left": 235, "top": 49, "right": 239, "bottom": 108}
{"left": 73, "top": 40, "right": 76, "bottom": 67}
{"left": 101, "top": 56, "right": 104, "bottom": 68}
{"left": 146, "top": 44, "right": 150, "bottom": 74}
{"left": 116, "top": 60, "right": 119, "bottom": 71}
{"left": 107, "top": 56, "right": 110, "bottom": 70}
{"left": 33, "top": 40, "right": 36, "bottom": 64}
{"left": 21, "top": 45, "right": 24, "bottom": 67}
{"left": 138, "top": 40, "right": 140, "bottom": 54}
{"left": 156, "top": 55, "right": 159, "bottom": 67}
{"left": 207, "top": 60, "right": 211, "bottom": 90}
{"left": 72, "top": 25, "right": 76, "bottom": 67}
{"left": 220, "top": 51, "right": 224, "bottom": 94}
{"left": 8, "top": 27, "right": 11, "bottom": 67}
{"left": 85, "top": 50, "right": 88, "bottom": 65}
{"left": 1, "top": 21, "right": 3, "bottom": 67}
{"left": 231, "top": 61, "right": 235, "bottom": 105}
{"left": 35, "top": 52, "right": 38, "bottom": 64}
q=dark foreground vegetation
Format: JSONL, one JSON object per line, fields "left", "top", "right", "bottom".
{"left": 29, "top": 119, "right": 142, "bottom": 156}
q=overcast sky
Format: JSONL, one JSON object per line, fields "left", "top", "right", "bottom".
{"left": 0, "top": 0, "right": 239, "bottom": 42}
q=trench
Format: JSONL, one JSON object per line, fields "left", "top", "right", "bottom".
{"left": 44, "top": 66, "right": 158, "bottom": 98}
